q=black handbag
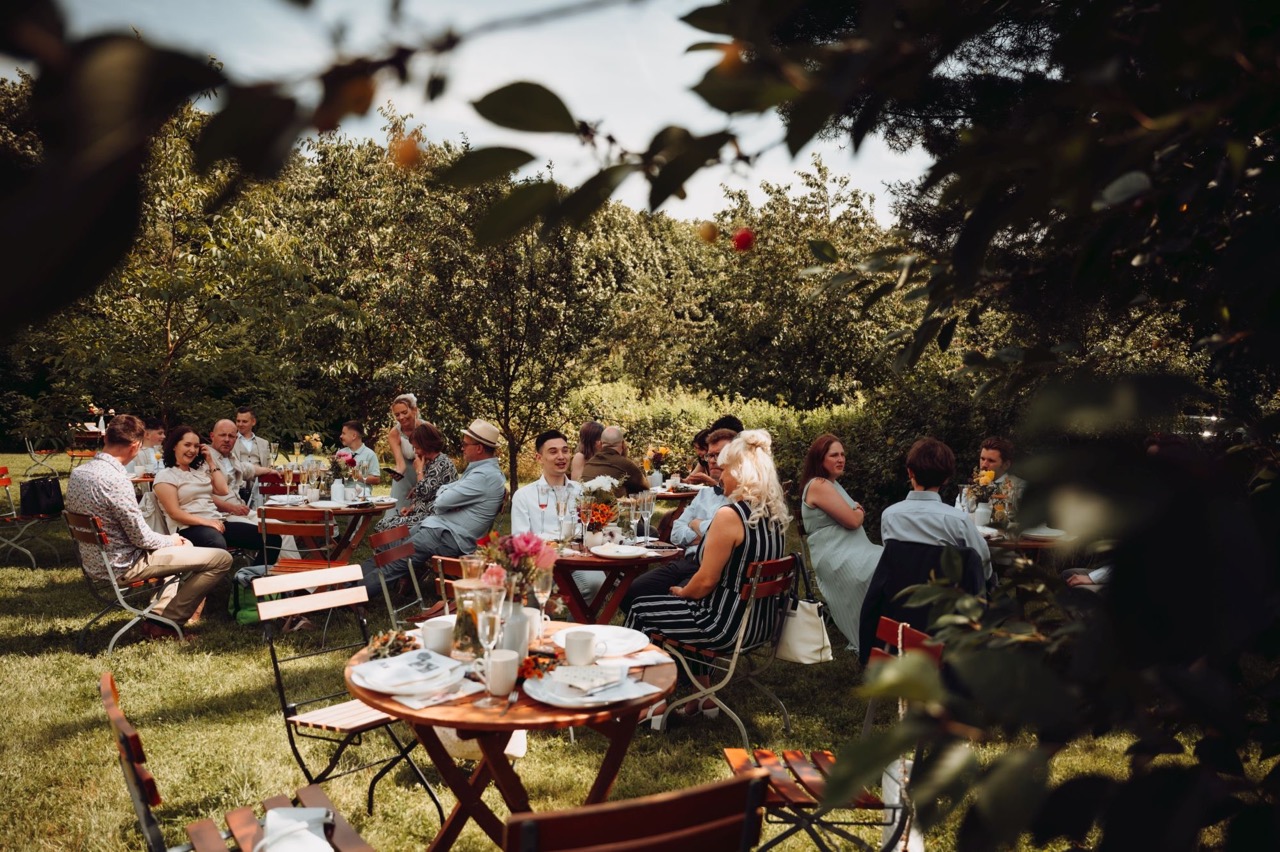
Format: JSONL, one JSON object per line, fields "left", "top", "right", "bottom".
{"left": 20, "top": 475, "right": 64, "bottom": 516}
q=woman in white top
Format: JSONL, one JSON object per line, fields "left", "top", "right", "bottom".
{"left": 386, "top": 393, "right": 427, "bottom": 511}
{"left": 154, "top": 425, "right": 276, "bottom": 563}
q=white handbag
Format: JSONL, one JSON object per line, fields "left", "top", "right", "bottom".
{"left": 774, "top": 559, "right": 833, "bottom": 664}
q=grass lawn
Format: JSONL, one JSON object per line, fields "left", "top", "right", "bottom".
{"left": 0, "top": 451, "right": 1135, "bottom": 851}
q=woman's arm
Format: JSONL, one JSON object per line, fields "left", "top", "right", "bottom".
{"left": 804, "top": 478, "right": 864, "bottom": 530}
{"left": 154, "top": 482, "right": 223, "bottom": 531}
{"left": 570, "top": 452, "right": 585, "bottom": 481}
{"left": 388, "top": 424, "right": 406, "bottom": 472}
{"left": 672, "top": 505, "right": 744, "bottom": 600}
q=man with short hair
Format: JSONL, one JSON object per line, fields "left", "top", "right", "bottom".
{"left": 125, "top": 417, "right": 166, "bottom": 474}
{"left": 232, "top": 407, "right": 273, "bottom": 491}
{"left": 66, "top": 414, "right": 232, "bottom": 639}
{"left": 621, "top": 427, "right": 738, "bottom": 612}
{"left": 882, "top": 437, "right": 991, "bottom": 578}
{"left": 956, "top": 436, "right": 1026, "bottom": 514}
{"left": 209, "top": 419, "right": 281, "bottom": 563}
{"left": 360, "top": 419, "right": 507, "bottom": 598}
{"left": 511, "top": 429, "right": 598, "bottom": 599}
{"left": 580, "top": 425, "right": 647, "bottom": 494}
{"left": 340, "top": 421, "right": 381, "bottom": 486}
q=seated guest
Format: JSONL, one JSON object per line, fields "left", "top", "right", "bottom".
{"left": 373, "top": 422, "right": 458, "bottom": 533}
{"left": 621, "top": 427, "right": 736, "bottom": 613}
{"left": 625, "top": 430, "right": 789, "bottom": 719}
{"left": 66, "top": 415, "right": 231, "bottom": 639}
{"left": 955, "top": 436, "right": 1026, "bottom": 516}
{"left": 231, "top": 406, "right": 273, "bottom": 496}
{"left": 882, "top": 437, "right": 991, "bottom": 579}
{"left": 209, "top": 419, "right": 281, "bottom": 563}
{"left": 360, "top": 419, "right": 507, "bottom": 598}
{"left": 339, "top": 420, "right": 381, "bottom": 487}
{"left": 580, "top": 426, "right": 648, "bottom": 494}
{"left": 511, "top": 430, "right": 597, "bottom": 599}
{"left": 125, "top": 417, "right": 165, "bottom": 474}
{"left": 154, "top": 425, "right": 276, "bottom": 564}
{"left": 569, "top": 420, "right": 603, "bottom": 481}
{"left": 709, "top": 414, "right": 745, "bottom": 434}
{"left": 800, "top": 434, "right": 883, "bottom": 653}
{"left": 684, "top": 428, "right": 714, "bottom": 486}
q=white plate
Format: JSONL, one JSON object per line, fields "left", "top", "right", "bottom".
{"left": 551, "top": 625, "right": 649, "bottom": 658}
{"left": 307, "top": 500, "right": 344, "bottom": 509}
{"left": 590, "top": 544, "right": 647, "bottom": 560}
{"left": 522, "top": 676, "right": 628, "bottom": 709}
{"left": 351, "top": 665, "right": 465, "bottom": 698}
{"left": 372, "top": 496, "right": 397, "bottom": 505}
{"left": 976, "top": 525, "right": 1001, "bottom": 539}
{"left": 1022, "top": 526, "right": 1066, "bottom": 540}
{"left": 266, "top": 495, "right": 306, "bottom": 506}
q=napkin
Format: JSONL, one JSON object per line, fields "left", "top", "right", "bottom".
{"left": 596, "top": 650, "right": 671, "bottom": 668}
{"left": 254, "top": 808, "right": 331, "bottom": 852}
{"left": 555, "top": 677, "right": 662, "bottom": 703}
{"left": 352, "top": 649, "right": 460, "bottom": 691}
{"left": 394, "top": 679, "right": 483, "bottom": 710}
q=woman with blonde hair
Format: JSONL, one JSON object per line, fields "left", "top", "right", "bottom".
{"left": 625, "top": 429, "right": 789, "bottom": 720}
{"left": 386, "top": 393, "right": 426, "bottom": 513}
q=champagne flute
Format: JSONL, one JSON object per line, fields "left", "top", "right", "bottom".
{"left": 531, "top": 568, "right": 555, "bottom": 650}
{"left": 283, "top": 465, "right": 294, "bottom": 495}
{"left": 536, "top": 484, "right": 550, "bottom": 536}
{"left": 473, "top": 588, "right": 506, "bottom": 708}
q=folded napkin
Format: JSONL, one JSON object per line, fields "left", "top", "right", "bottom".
{"left": 556, "top": 677, "right": 662, "bottom": 703}
{"left": 596, "top": 649, "right": 671, "bottom": 668}
{"left": 352, "top": 649, "right": 460, "bottom": 691}
{"left": 253, "top": 808, "right": 331, "bottom": 852}
{"left": 395, "top": 678, "right": 483, "bottom": 710}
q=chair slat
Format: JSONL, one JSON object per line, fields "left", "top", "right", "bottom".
{"left": 253, "top": 564, "right": 364, "bottom": 596}
{"left": 723, "top": 748, "right": 786, "bottom": 806}
{"left": 185, "top": 818, "right": 228, "bottom": 852}
{"left": 753, "top": 749, "right": 815, "bottom": 807}
{"left": 289, "top": 699, "right": 393, "bottom": 733}
{"left": 257, "top": 587, "right": 368, "bottom": 621}
{"left": 224, "top": 805, "right": 262, "bottom": 852}
{"left": 780, "top": 749, "right": 828, "bottom": 801}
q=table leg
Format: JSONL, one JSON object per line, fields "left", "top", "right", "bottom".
{"left": 553, "top": 565, "right": 593, "bottom": 623}
{"left": 477, "top": 733, "right": 531, "bottom": 814}
{"left": 582, "top": 715, "right": 641, "bottom": 804}
{"left": 410, "top": 722, "right": 507, "bottom": 849}
{"left": 589, "top": 572, "right": 638, "bottom": 626}
{"left": 331, "top": 513, "right": 377, "bottom": 564}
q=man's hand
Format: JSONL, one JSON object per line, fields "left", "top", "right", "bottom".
{"left": 1066, "top": 573, "right": 1092, "bottom": 587}
{"left": 174, "top": 535, "right": 192, "bottom": 547}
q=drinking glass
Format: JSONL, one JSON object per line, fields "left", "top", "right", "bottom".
{"left": 459, "top": 554, "right": 486, "bottom": 580}
{"left": 618, "top": 500, "right": 634, "bottom": 545}
{"left": 536, "top": 484, "right": 550, "bottom": 535}
{"left": 531, "top": 568, "right": 555, "bottom": 651}
{"left": 283, "top": 465, "right": 294, "bottom": 495}
{"left": 292, "top": 442, "right": 301, "bottom": 461}
{"left": 269, "top": 441, "right": 279, "bottom": 463}
{"left": 473, "top": 587, "right": 507, "bottom": 708}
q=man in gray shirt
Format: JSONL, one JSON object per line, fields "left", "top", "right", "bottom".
{"left": 360, "top": 419, "right": 507, "bottom": 598}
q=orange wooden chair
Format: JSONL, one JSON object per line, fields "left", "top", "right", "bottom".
{"left": 723, "top": 616, "right": 941, "bottom": 851}
{"left": 503, "top": 768, "right": 770, "bottom": 852}
{"left": 257, "top": 505, "right": 335, "bottom": 574}
{"left": 100, "top": 671, "right": 375, "bottom": 852}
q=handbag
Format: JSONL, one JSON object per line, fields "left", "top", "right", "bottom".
{"left": 775, "top": 557, "right": 833, "bottom": 664}
{"left": 20, "top": 475, "right": 64, "bottom": 516}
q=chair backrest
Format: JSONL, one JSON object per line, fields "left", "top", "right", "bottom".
{"left": 99, "top": 672, "right": 168, "bottom": 852}
{"left": 370, "top": 525, "right": 414, "bottom": 568}
{"left": 870, "top": 616, "right": 942, "bottom": 666}
{"left": 432, "top": 555, "right": 465, "bottom": 602}
{"left": 64, "top": 509, "right": 111, "bottom": 575}
{"left": 257, "top": 506, "right": 333, "bottom": 566}
{"left": 740, "top": 554, "right": 799, "bottom": 602}
{"left": 256, "top": 471, "right": 287, "bottom": 496}
{"left": 0, "top": 467, "right": 13, "bottom": 517}
{"left": 252, "top": 564, "right": 369, "bottom": 622}
{"left": 503, "top": 768, "right": 769, "bottom": 852}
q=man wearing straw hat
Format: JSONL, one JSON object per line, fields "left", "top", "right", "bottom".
{"left": 360, "top": 419, "right": 507, "bottom": 597}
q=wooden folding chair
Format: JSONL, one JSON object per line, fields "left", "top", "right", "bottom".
{"left": 369, "top": 525, "right": 430, "bottom": 628}
{"left": 653, "top": 554, "right": 799, "bottom": 751}
{"left": 64, "top": 510, "right": 184, "bottom": 653}
{"left": 99, "top": 672, "right": 375, "bottom": 852}
{"left": 0, "top": 466, "right": 60, "bottom": 568}
{"left": 723, "top": 616, "right": 941, "bottom": 851}
{"left": 503, "top": 768, "right": 770, "bottom": 852}
{"left": 252, "top": 564, "right": 444, "bottom": 820}
{"left": 258, "top": 505, "right": 335, "bottom": 574}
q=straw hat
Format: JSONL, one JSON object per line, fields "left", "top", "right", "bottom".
{"left": 462, "top": 419, "right": 500, "bottom": 449}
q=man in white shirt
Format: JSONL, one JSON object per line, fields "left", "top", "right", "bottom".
{"left": 340, "top": 421, "right": 381, "bottom": 486}
{"left": 232, "top": 406, "right": 273, "bottom": 495}
{"left": 511, "top": 429, "right": 598, "bottom": 599}
{"left": 620, "top": 426, "right": 737, "bottom": 613}
{"left": 955, "top": 436, "right": 1026, "bottom": 514}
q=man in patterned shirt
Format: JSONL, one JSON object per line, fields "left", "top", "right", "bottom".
{"left": 66, "top": 414, "right": 232, "bottom": 639}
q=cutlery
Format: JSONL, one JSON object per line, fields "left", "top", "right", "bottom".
{"left": 498, "top": 689, "right": 520, "bottom": 716}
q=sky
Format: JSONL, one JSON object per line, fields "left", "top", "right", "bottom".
{"left": 31, "top": 0, "right": 932, "bottom": 224}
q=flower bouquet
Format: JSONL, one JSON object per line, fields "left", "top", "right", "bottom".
{"left": 474, "top": 531, "right": 558, "bottom": 599}
{"left": 578, "top": 475, "right": 621, "bottom": 539}
{"left": 642, "top": 445, "right": 672, "bottom": 474}
{"left": 331, "top": 448, "right": 359, "bottom": 482}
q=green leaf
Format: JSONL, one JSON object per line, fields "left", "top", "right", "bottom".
{"left": 435, "top": 147, "right": 534, "bottom": 187}
{"left": 686, "top": 41, "right": 732, "bottom": 52}
{"left": 680, "top": 4, "right": 732, "bottom": 34}
{"left": 196, "top": 87, "right": 298, "bottom": 179}
{"left": 822, "top": 719, "right": 931, "bottom": 810}
{"left": 937, "top": 316, "right": 958, "bottom": 352}
{"left": 1030, "top": 776, "right": 1115, "bottom": 845}
{"left": 648, "top": 131, "right": 732, "bottom": 210}
{"left": 858, "top": 651, "right": 946, "bottom": 703}
{"left": 809, "top": 239, "right": 839, "bottom": 264}
{"left": 550, "top": 164, "right": 637, "bottom": 229}
{"left": 912, "top": 741, "right": 979, "bottom": 828}
{"left": 472, "top": 82, "right": 577, "bottom": 133}
{"left": 786, "top": 89, "right": 841, "bottom": 155}
{"left": 975, "top": 750, "right": 1050, "bottom": 845}
{"left": 692, "top": 65, "right": 796, "bottom": 114}
{"left": 474, "top": 182, "right": 559, "bottom": 246}
{"left": 1093, "top": 170, "right": 1152, "bottom": 210}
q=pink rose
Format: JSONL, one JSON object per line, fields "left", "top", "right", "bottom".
{"left": 509, "top": 530, "right": 544, "bottom": 559}
{"left": 534, "top": 546, "right": 557, "bottom": 571}
{"left": 481, "top": 564, "right": 507, "bottom": 587}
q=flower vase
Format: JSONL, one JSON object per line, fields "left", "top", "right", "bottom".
{"left": 648, "top": 471, "right": 663, "bottom": 489}
{"left": 583, "top": 529, "right": 605, "bottom": 549}
{"left": 330, "top": 479, "right": 345, "bottom": 503}
{"left": 602, "top": 524, "right": 623, "bottom": 545}
{"left": 499, "top": 597, "right": 529, "bottom": 658}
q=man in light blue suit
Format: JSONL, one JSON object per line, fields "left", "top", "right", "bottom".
{"left": 360, "top": 419, "right": 507, "bottom": 598}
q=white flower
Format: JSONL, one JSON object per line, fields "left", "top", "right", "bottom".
{"left": 581, "top": 475, "right": 620, "bottom": 493}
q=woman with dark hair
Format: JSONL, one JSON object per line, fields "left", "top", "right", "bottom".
{"left": 684, "top": 428, "right": 714, "bottom": 485}
{"left": 570, "top": 420, "right": 604, "bottom": 481}
{"left": 800, "top": 433, "right": 882, "bottom": 653}
{"left": 154, "top": 425, "right": 277, "bottom": 563}
{"left": 373, "top": 422, "right": 458, "bottom": 532}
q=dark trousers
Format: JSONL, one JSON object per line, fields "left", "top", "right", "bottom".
{"left": 620, "top": 555, "right": 699, "bottom": 614}
{"left": 180, "top": 522, "right": 281, "bottom": 566}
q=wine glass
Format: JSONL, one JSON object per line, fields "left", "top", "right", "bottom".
{"left": 536, "top": 484, "right": 550, "bottom": 535}
{"left": 531, "top": 568, "right": 555, "bottom": 650}
{"left": 292, "top": 442, "right": 301, "bottom": 461}
{"left": 268, "top": 441, "right": 279, "bottom": 464}
{"left": 473, "top": 587, "right": 507, "bottom": 708}
{"left": 283, "top": 465, "right": 294, "bottom": 495}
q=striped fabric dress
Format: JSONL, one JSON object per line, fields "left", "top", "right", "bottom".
{"left": 624, "top": 500, "right": 787, "bottom": 651}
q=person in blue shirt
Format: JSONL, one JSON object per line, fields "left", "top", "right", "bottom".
{"left": 360, "top": 419, "right": 507, "bottom": 598}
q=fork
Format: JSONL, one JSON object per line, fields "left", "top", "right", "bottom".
{"left": 498, "top": 689, "right": 520, "bottom": 716}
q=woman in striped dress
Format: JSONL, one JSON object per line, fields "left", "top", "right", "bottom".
{"left": 800, "top": 434, "right": 883, "bottom": 653}
{"left": 625, "top": 430, "right": 789, "bottom": 717}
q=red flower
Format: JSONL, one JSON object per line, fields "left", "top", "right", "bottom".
{"left": 732, "top": 227, "right": 755, "bottom": 252}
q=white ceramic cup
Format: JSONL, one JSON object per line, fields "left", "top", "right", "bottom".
{"left": 523, "top": 606, "right": 546, "bottom": 645}
{"left": 973, "top": 504, "right": 993, "bottom": 527}
{"left": 421, "top": 619, "right": 454, "bottom": 656}
{"left": 474, "top": 648, "right": 520, "bottom": 695}
{"left": 564, "top": 631, "right": 607, "bottom": 666}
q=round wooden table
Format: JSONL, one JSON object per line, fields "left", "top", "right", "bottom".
{"left": 264, "top": 501, "right": 389, "bottom": 564}
{"left": 345, "top": 628, "right": 676, "bottom": 850}
{"left": 653, "top": 489, "right": 698, "bottom": 502}
{"left": 554, "top": 545, "right": 682, "bottom": 624}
